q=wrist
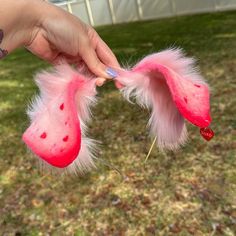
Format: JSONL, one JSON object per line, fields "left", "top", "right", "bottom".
{"left": 0, "top": 0, "right": 45, "bottom": 52}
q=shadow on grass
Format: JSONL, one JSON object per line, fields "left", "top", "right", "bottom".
{"left": 0, "top": 11, "right": 236, "bottom": 235}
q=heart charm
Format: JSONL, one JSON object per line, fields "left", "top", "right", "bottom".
{"left": 200, "top": 127, "right": 214, "bottom": 141}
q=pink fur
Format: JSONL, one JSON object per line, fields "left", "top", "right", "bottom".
{"left": 22, "top": 48, "right": 211, "bottom": 173}
{"left": 23, "top": 65, "right": 97, "bottom": 174}
{"left": 116, "top": 48, "right": 211, "bottom": 149}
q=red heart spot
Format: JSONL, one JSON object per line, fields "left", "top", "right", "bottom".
{"left": 63, "top": 135, "right": 69, "bottom": 142}
{"left": 200, "top": 127, "right": 214, "bottom": 141}
{"left": 40, "top": 132, "right": 47, "bottom": 139}
{"left": 60, "top": 103, "right": 64, "bottom": 110}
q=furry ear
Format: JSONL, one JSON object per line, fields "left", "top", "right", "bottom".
{"left": 116, "top": 48, "right": 211, "bottom": 150}
{"left": 22, "top": 65, "right": 97, "bottom": 174}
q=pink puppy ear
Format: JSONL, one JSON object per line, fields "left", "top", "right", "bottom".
{"left": 22, "top": 65, "right": 97, "bottom": 173}
{"left": 116, "top": 48, "right": 212, "bottom": 149}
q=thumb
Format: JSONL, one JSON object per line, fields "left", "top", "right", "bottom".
{"left": 80, "top": 43, "right": 111, "bottom": 78}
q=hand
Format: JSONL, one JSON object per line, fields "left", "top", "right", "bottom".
{"left": 27, "top": 1, "right": 120, "bottom": 81}
{"left": 0, "top": 0, "right": 120, "bottom": 84}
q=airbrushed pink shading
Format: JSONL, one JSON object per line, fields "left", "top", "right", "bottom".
{"left": 22, "top": 48, "right": 212, "bottom": 173}
{"left": 116, "top": 49, "right": 211, "bottom": 149}
{"left": 22, "top": 65, "right": 97, "bottom": 172}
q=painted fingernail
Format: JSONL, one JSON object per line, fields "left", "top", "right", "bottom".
{"left": 106, "top": 68, "right": 118, "bottom": 78}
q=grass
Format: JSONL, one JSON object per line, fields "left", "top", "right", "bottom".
{"left": 0, "top": 10, "right": 236, "bottom": 235}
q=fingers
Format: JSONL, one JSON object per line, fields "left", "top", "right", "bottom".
{"left": 26, "top": 33, "right": 59, "bottom": 63}
{"left": 95, "top": 36, "right": 120, "bottom": 68}
{"left": 96, "top": 77, "right": 124, "bottom": 88}
{"left": 96, "top": 77, "right": 106, "bottom": 87}
{"left": 79, "top": 40, "right": 112, "bottom": 78}
{"left": 115, "top": 81, "right": 124, "bottom": 89}
{"left": 79, "top": 28, "right": 120, "bottom": 78}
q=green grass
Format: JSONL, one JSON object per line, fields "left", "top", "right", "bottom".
{"left": 0, "top": 11, "right": 236, "bottom": 235}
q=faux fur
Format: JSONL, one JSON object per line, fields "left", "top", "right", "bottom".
{"left": 22, "top": 65, "right": 97, "bottom": 174}
{"left": 22, "top": 48, "right": 211, "bottom": 174}
{"left": 116, "top": 48, "right": 211, "bottom": 150}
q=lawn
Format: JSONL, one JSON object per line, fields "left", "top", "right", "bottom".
{"left": 0, "top": 10, "right": 236, "bottom": 236}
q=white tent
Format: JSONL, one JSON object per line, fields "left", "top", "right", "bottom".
{"left": 49, "top": 0, "right": 236, "bottom": 26}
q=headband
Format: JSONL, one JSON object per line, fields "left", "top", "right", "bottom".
{"left": 22, "top": 48, "right": 213, "bottom": 174}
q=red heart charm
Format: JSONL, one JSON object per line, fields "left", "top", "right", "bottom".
{"left": 200, "top": 127, "right": 214, "bottom": 141}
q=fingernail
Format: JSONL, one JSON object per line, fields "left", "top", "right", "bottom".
{"left": 106, "top": 68, "right": 118, "bottom": 78}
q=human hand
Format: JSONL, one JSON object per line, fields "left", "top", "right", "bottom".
{"left": 27, "top": 1, "right": 120, "bottom": 81}
{"left": 0, "top": 0, "right": 120, "bottom": 85}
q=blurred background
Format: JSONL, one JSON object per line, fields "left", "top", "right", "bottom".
{"left": 0, "top": 0, "right": 236, "bottom": 235}
{"left": 49, "top": 0, "right": 236, "bottom": 26}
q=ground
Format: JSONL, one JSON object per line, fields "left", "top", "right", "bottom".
{"left": 0, "top": 10, "right": 235, "bottom": 236}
